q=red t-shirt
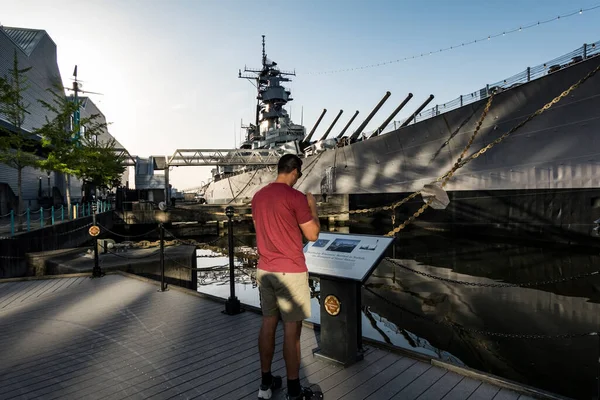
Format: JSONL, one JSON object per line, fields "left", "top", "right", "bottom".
{"left": 252, "top": 182, "right": 314, "bottom": 273}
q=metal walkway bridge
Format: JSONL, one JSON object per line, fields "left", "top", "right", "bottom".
{"left": 118, "top": 148, "right": 285, "bottom": 168}
{"left": 168, "top": 148, "right": 284, "bottom": 167}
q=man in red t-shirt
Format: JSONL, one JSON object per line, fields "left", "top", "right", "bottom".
{"left": 252, "top": 154, "right": 322, "bottom": 400}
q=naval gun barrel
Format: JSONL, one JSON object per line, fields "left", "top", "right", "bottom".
{"left": 319, "top": 110, "right": 344, "bottom": 141}
{"left": 400, "top": 94, "right": 435, "bottom": 128}
{"left": 336, "top": 110, "right": 360, "bottom": 139}
{"left": 370, "top": 93, "right": 413, "bottom": 138}
{"left": 303, "top": 108, "right": 327, "bottom": 143}
{"left": 349, "top": 91, "right": 391, "bottom": 142}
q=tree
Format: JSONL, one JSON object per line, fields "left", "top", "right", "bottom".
{"left": 36, "top": 87, "right": 125, "bottom": 215}
{"left": 0, "top": 50, "right": 39, "bottom": 225}
{"left": 78, "top": 136, "right": 126, "bottom": 190}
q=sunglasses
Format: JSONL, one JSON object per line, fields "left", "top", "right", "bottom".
{"left": 297, "top": 170, "right": 303, "bottom": 178}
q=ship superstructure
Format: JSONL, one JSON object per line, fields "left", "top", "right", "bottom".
{"left": 239, "top": 35, "right": 305, "bottom": 150}
{"left": 212, "top": 36, "right": 304, "bottom": 180}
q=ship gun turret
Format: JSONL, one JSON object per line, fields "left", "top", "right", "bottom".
{"left": 336, "top": 110, "right": 360, "bottom": 139}
{"left": 348, "top": 91, "right": 391, "bottom": 142}
{"left": 302, "top": 108, "right": 327, "bottom": 145}
{"left": 319, "top": 109, "right": 344, "bottom": 141}
{"left": 370, "top": 93, "right": 414, "bottom": 138}
{"left": 400, "top": 94, "right": 435, "bottom": 128}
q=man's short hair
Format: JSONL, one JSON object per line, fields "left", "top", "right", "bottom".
{"left": 278, "top": 154, "right": 303, "bottom": 174}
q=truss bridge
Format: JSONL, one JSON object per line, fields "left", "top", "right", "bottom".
{"left": 168, "top": 148, "right": 284, "bottom": 167}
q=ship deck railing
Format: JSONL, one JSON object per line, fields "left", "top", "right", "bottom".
{"left": 371, "top": 40, "right": 600, "bottom": 137}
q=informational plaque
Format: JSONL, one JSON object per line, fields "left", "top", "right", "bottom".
{"left": 304, "top": 232, "right": 394, "bottom": 283}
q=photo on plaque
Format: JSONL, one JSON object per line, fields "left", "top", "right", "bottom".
{"left": 312, "top": 239, "right": 330, "bottom": 248}
{"left": 358, "top": 239, "right": 380, "bottom": 252}
{"left": 326, "top": 238, "right": 360, "bottom": 253}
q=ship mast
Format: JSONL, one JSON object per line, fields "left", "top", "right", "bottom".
{"left": 238, "top": 35, "right": 301, "bottom": 149}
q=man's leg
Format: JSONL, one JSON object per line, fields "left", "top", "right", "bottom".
{"left": 259, "top": 315, "right": 279, "bottom": 373}
{"left": 283, "top": 320, "right": 303, "bottom": 379}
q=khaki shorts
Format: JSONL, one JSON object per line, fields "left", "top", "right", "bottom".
{"left": 256, "top": 269, "right": 311, "bottom": 322}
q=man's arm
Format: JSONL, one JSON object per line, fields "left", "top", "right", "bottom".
{"left": 299, "top": 193, "right": 320, "bottom": 242}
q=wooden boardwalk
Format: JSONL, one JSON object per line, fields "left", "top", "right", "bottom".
{"left": 0, "top": 273, "right": 551, "bottom": 400}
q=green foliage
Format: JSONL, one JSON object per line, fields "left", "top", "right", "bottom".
{"left": 0, "top": 50, "right": 38, "bottom": 171}
{"left": 36, "top": 87, "right": 125, "bottom": 189}
{"left": 78, "top": 136, "right": 126, "bottom": 189}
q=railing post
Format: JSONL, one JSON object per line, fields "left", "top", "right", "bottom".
{"left": 527, "top": 67, "right": 531, "bottom": 82}
{"left": 159, "top": 223, "right": 167, "bottom": 292}
{"left": 75, "top": 204, "right": 79, "bottom": 219}
{"left": 26, "top": 208, "right": 30, "bottom": 231}
{"left": 40, "top": 207, "right": 44, "bottom": 228}
{"left": 10, "top": 210, "right": 14, "bottom": 237}
{"left": 460, "top": 95, "right": 463, "bottom": 107}
{"left": 584, "top": 43, "right": 588, "bottom": 59}
{"left": 224, "top": 206, "right": 242, "bottom": 315}
{"left": 51, "top": 206, "right": 55, "bottom": 225}
{"left": 92, "top": 203, "right": 102, "bottom": 278}
{"left": 61, "top": 205, "right": 64, "bottom": 221}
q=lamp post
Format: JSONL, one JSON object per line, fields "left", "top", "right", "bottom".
{"left": 47, "top": 172, "right": 51, "bottom": 198}
{"left": 224, "top": 206, "right": 242, "bottom": 315}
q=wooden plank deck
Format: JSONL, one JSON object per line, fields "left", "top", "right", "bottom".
{"left": 0, "top": 274, "right": 550, "bottom": 400}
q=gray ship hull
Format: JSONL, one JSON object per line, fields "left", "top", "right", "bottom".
{"left": 205, "top": 56, "right": 600, "bottom": 239}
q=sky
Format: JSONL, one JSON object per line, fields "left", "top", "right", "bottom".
{"left": 1, "top": 0, "right": 599, "bottom": 190}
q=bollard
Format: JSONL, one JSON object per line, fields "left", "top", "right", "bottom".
{"left": 40, "top": 207, "right": 44, "bottom": 228}
{"left": 51, "top": 206, "right": 55, "bottom": 225}
{"left": 158, "top": 223, "right": 167, "bottom": 292}
{"left": 61, "top": 205, "right": 64, "bottom": 221}
{"left": 76, "top": 204, "right": 79, "bottom": 219}
{"left": 223, "top": 206, "right": 242, "bottom": 315}
{"left": 10, "top": 210, "right": 14, "bottom": 236}
{"left": 26, "top": 208, "right": 30, "bottom": 231}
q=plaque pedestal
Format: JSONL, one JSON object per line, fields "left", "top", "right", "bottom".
{"left": 304, "top": 233, "right": 395, "bottom": 368}
{"left": 313, "top": 277, "right": 364, "bottom": 367}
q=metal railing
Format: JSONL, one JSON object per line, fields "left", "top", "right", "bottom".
{"left": 374, "top": 41, "right": 600, "bottom": 136}
{"left": 0, "top": 201, "right": 113, "bottom": 237}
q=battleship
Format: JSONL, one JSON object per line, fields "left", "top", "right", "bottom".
{"left": 203, "top": 37, "right": 600, "bottom": 241}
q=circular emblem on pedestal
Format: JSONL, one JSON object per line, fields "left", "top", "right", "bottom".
{"left": 89, "top": 225, "right": 100, "bottom": 237}
{"left": 324, "top": 295, "right": 341, "bottom": 316}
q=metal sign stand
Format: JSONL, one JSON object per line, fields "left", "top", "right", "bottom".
{"left": 305, "top": 232, "right": 394, "bottom": 367}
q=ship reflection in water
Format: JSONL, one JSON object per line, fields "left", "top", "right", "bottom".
{"left": 196, "top": 233, "right": 600, "bottom": 399}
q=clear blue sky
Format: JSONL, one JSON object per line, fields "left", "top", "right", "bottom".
{"left": 2, "top": 0, "right": 599, "bottom": 189}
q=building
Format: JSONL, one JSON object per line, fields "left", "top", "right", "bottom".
{"left": 0, "top": 25, "right": 129, "bottom": 213}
